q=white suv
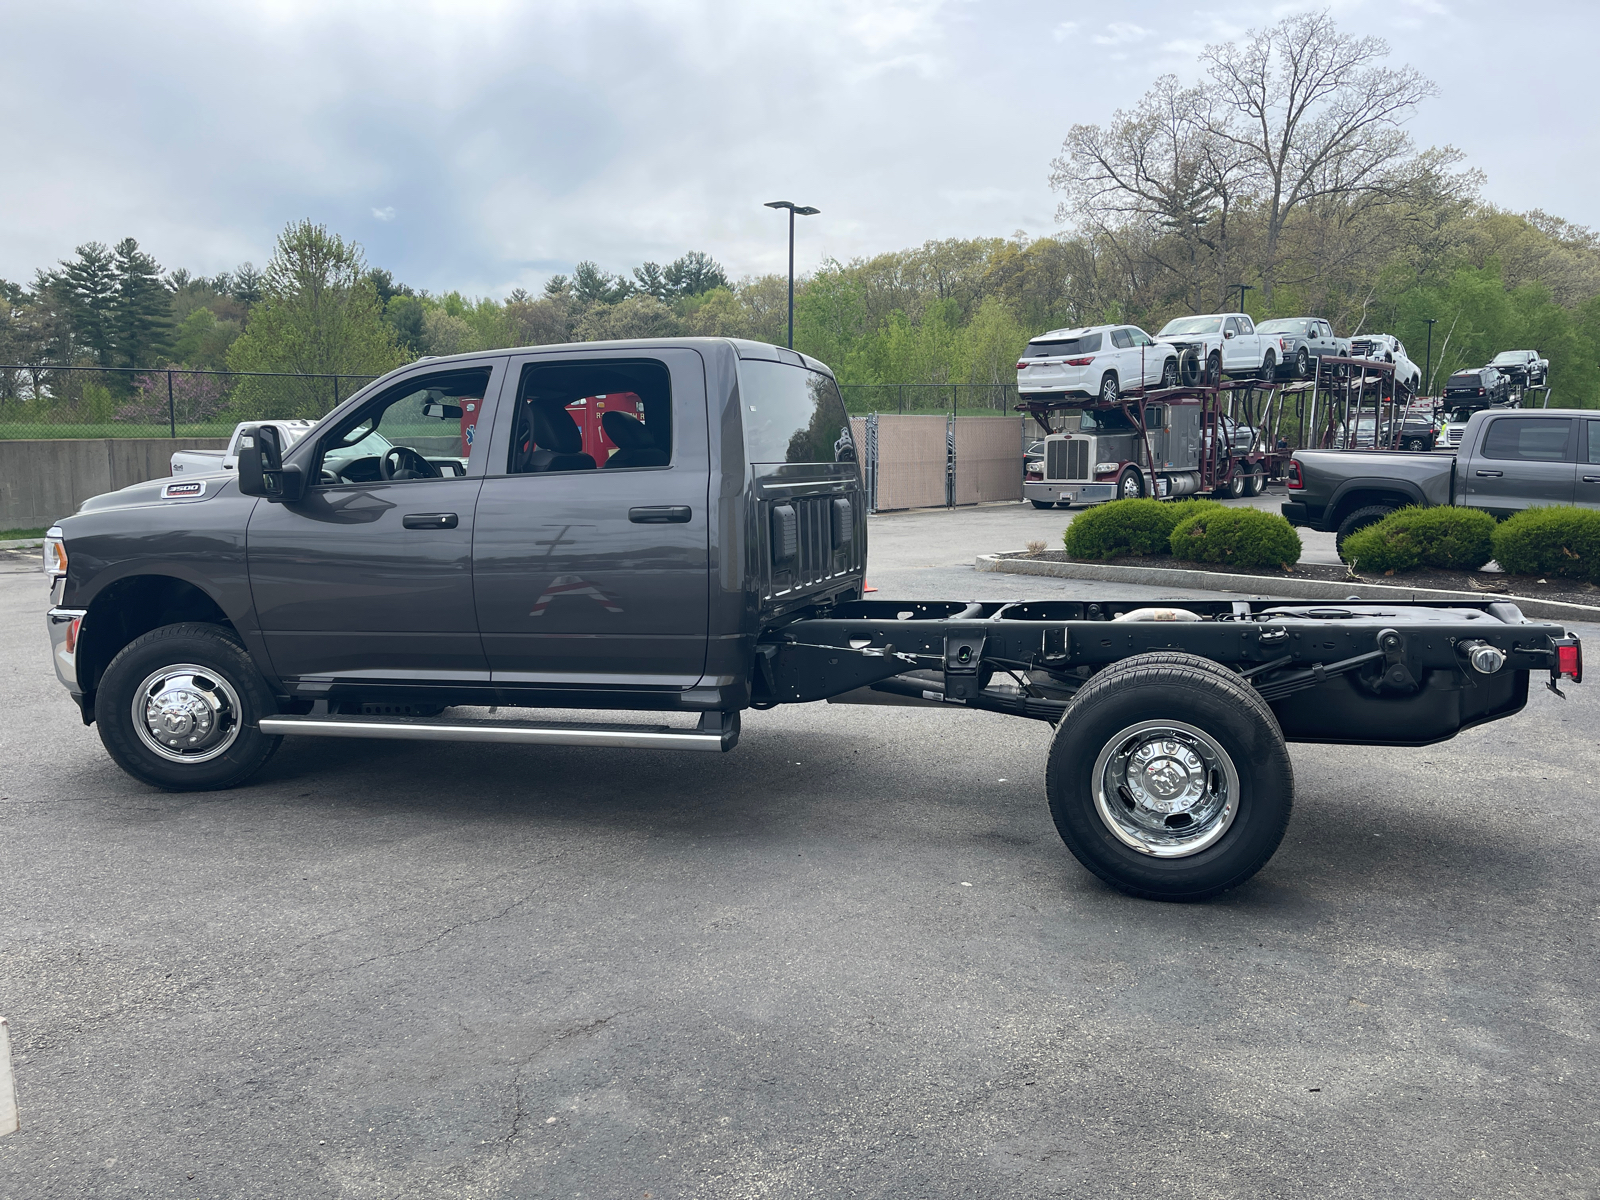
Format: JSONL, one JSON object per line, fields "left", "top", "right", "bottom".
{"left": 1348, "top": 333, "right": 1423, "bottom": 394}
{"left": 1016, "top": 324, "right": 1181, "bottom": 403}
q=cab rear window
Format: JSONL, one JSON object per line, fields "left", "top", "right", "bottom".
{"left": 738, "top": 360, "right": 856, "bottom": 465}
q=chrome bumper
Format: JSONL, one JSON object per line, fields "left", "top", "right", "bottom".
{"left": 47, "top": 607, "right": 86, "bottom": 694}
{"left": 1025, "top": 480, "right": 1116, "bottom": 507}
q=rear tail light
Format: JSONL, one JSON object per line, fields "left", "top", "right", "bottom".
{"left": 1557, "top": 639, "right": 1582, "bottom": 683}
{"left": 1015, "top": 361, "right": 1028, "bottom": 370}
{"left": 1478, "top": 388, "right": 1485, "bottom": 395}
{"left": 1286, "top": 461, "right": 1304, "bottom": 489}
{"left": 1064, "top": 357, "right": 1095, "bottom": 367}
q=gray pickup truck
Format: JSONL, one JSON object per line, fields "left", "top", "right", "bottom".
{"left": 1284, "top": 407, "right": 1600, "bottom": 550}
{"left": 41, "top": 337, "right": 1583, "bottom": 901}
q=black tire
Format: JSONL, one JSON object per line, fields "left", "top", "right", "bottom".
{"left": 1295, "top": 348, "right": 1310, "bottom": 378}
{"left": 1100, "top": 372, "right": 1120, "bottom": 404}
{"left": 94, "top": 622, "right": 282, "bottom": 791}
{"left": 1334, "top": 504, "right": 1396, "bottom": 559}
{"left": 1405, "top": 437, "right": 1426, "bottom": 452}
{"left": 1117, "top": 467, "right": 1144, "bottom": 500}
{"left": 1206, "top": 352, "right": 1222, "bottom": 386}
{"left": 1179, "top": 349, "right": 1203, "bottom": 387}
{"left": 1258, "top": 350, "right": 1276, "bottom": 380}
{"left": 1159, "top": 358, "right": 1180, "bottom": 389}
{"left": 1222, "top": 468, "right": 1246, "bottom": 499}
{"left": 1243, "top": 465, "right": 1264, "bottom": 497}
{"left": 1030, "top": 499, "right": 1055, "bottom": 509}
{"left": 1046, "top": 653, "right": 1294, "bottom": 901}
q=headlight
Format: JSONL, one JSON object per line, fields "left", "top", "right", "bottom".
{"left": 42, "top": 527, "right": 67, "bottom": 580}
{"left": 1095, "top": 463, "right": 1121, "bottom": 474}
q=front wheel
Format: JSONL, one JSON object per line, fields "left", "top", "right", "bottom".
{"left": 1159, "top": 358, "right": 1180, "bottom": 389}
{"left": 1117, "top": 467, "right": 1145, "bottom": 500}
{"left": 1405, "top": 437, "right": 1426, "bottom": 452}
{"left": 1295, "top": 348, "right": 1310, "bottom": 378}
{"left": 1206, "top": 352, "right": 1222, "bottom": 387}
{"left": 1046, "top": 653, "right": 1294, "bottom": 900}
{"left": 94, "top": 622, "right": 282, "bottom": 791}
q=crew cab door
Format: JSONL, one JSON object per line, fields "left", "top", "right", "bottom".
{"left": 246, "top": 359, "right": 503, "bottom": 689}
{"left": 1223, "top": 316, "right": 1256, "bottom": 372}
{"left": 1460, "top": 415, "right": 1577, "bottom": 514}
{"left": 1578, "top": 419, "right": 1600, "bottom": 510}
{"left": 471, "top": 347, "right": 710, "bottom": 695}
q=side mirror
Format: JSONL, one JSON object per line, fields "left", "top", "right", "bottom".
{"left": 1224, "top": 329, "right": 1236, "bottom": 339}
{"left": 236, "top": 425, "right": 305, "bottom": 502}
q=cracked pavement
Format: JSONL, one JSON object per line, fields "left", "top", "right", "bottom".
{"left": 1, "top": 503, "right": 1597, "bottom": 1198}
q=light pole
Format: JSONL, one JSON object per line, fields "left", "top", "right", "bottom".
{"left": 764, "top": 200, "right": 820, "bottom": 349}
{"left": 1234, "top": 283, "right": 1254, "bottom": 314}
{"left": 1423, "top": 317, "right": 1438, "bottom": 396}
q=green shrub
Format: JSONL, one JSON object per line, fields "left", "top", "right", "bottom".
{"left": 1169, "top": 507, "right": 1302, "bottom": 570}
{"left": 1343, "top": 505, "right": 1496, "bottom": 575}
{"left": 1491, "top": 506, "right": 1600, "bottom": 583}
{"left": 1062, "top": 497, "right": 1222, "bottom": 559}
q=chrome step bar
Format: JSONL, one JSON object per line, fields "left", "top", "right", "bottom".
{"left": 258, "top": 710, "right": 740, "bottom": 752}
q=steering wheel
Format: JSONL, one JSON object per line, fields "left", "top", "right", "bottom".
{"left": 379, "top": 446, "right": 442, "bottom": 481}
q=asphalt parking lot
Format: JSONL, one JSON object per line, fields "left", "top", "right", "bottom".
{"left": 1, "top": 504, "right": 1597, "bottom": 1199}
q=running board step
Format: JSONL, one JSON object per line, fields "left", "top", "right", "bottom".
{"left": 257, "top": 710, "right": 740, "bottom": 752}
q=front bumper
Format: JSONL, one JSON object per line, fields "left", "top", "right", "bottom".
{"left": 1026, "top": 480, "right": 1116, "bottom": 507}
{"left": 47, "top": 607, "right": 86, "bottom": 695}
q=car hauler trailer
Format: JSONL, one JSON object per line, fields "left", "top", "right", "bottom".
{"left": 41, "top": 337, "right": 1585, "bottom": 903}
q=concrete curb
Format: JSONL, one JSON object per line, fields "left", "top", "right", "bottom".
{"left": 976, "top": 554, "right": 1600, "bottom": 623}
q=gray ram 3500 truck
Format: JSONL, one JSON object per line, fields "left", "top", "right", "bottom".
{"left": 43, "top": 338, "right": 1584, "bottom": 900}
{"left": 1284, "top": 406, "right": 1600, "bottom": 552}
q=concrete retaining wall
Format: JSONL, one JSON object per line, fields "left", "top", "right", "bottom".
{"left": 0, "top": 439, "right": 228, "bottom": 530}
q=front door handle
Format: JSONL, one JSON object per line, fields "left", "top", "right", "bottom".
{"left": 403, "top": 512, "right": 458, "bottom": 529}
{"left": 629, "top": 505, "right": 692, "bottom": 524}
{"left": 1475, "top": 470, "right": 1503, "bottom": 478}
{"left": 1584, "top": 475, "right": 1600, "bottom": 483}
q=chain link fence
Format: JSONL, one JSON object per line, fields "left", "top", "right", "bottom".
{"left": 0, "top": 365, "right": 379, "bottom": 439}
{"left": 838, "top": 383, "right": 1019, "bottom": 417}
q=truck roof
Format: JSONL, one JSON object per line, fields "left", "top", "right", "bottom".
{"left": 405, "top": 336, "right": 836, "bottom": 379}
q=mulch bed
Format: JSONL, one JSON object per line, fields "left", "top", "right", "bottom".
{"left": 1014, "top": 549, "right": 1600, "bottom": 609}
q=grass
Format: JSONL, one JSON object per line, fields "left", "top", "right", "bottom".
{"left": 0, "top": 528, "right": 50, "bottom": 540}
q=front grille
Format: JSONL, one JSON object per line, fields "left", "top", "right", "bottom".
{"left": 1046, "top": 437, "right": 1090, "bottom": 482}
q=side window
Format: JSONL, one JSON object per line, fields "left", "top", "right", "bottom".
{"left": 1110, "top": 328, "right": 1133, "bottom": 349}
{"left": 315, "top": 367, "right": 490, "bottom": 486}
{"left": 1587, "top": 421, "right": 1600, "bottom": 465}
{"left": 1481, "top": 418, "right": 1573, "bottom": 463}
{"left": 1128, "top": 328, "right": 1154, "bottom": 347}
{"left": 738, "top": 360, "right": 856, "bottom": 464}
{"left": 1238, "top": 315, "right": 1255, "bottom": 334}
{"left": 507, "top": 358, "right": 672, "bottom": 474}
{"left": 1224, "top": 317, "right": 1240, "bottom": 336}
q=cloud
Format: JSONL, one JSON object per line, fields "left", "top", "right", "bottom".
{"left": 1092, "top": 22, "right": 1151, "bottom": 46}
{"left": 1052, "top": 21, "right": 1078, "bottom": 42}
{"left": 371, "top": 206, "right": 396, "bottom": 221}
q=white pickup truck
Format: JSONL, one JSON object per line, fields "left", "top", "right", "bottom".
{"left": 1154, "top": 312, "right": 1277, "bottom": 385}
{"left": 170, "top": 420, "right": 317, "bottom": 476}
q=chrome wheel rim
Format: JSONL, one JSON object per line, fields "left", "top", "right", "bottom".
{"left": 1092, "top": 720, "right": 1239, "bottom": 857}
{"left": 1102, "top": 378, "right": 1118, "bottom": 403}
{"left": 132, "top": 664, "right": 243, "bottom": 764}
{"left": 1121, "top": 472, "right": 1141, "bottom": 499}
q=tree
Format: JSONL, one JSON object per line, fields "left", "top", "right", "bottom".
{"left": 571, "top": 261, "right": 630, "bottom": 306}
{"left": 631, "top": 261, "right": 671, "bottom": 302}
{"left": 227, "top": 221, "right": 404, "bottom": 413}
{"left": 110, "top": 237, "right": 171, "bottom": 370}
{"left": 1201, "top": 10, "right": 1436, "bottom": 302}
{"left": 57, "top": 242, "right": 117, "bottom": 366}
{"left": 231, "top": 262, "right": 264, "bottom": 307}
{"left": 663, "top": 252, "right": 729, "bottom": 298}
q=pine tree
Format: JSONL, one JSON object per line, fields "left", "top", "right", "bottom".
{"left": 110, "top": 237, "right": 172, "bottom": 370}
{"left": 59, "top": 243, "right": 117, "bottom": 366}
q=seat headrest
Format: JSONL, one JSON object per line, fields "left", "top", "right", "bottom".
{"left": 530, "top": 402, "right": 584, "bottom": 455}
{"left": 602, "top": 409, "right": 655, "bottom": 451}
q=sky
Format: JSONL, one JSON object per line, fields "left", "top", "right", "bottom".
{"left": 2, "top": 0, "right": 1595, "bottom": 298}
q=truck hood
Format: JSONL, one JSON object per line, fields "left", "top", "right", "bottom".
{"left": 75, "top": 471, "right": 235, "bottom": 515}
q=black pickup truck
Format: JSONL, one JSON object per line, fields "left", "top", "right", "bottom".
{"left": 43, "top": 338, "right": 1583, "bottom": 900}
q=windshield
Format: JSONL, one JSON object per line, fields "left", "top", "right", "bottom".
{"left": 1255, "top": 319, "right": 1308, "bottom": 334}
{"left": 1158, "top": 316, "right": 1223, "bottom": 336}
{"left": 1489, "top": 352, "right": 1525, "bottom": 365}
{"left": 1078, "top": 409, "right": 1137, "bottom": 432}
{"left": 1446, "top": 407, "right": 1477, "bottom": 423}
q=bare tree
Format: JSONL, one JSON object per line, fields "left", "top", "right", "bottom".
{"left": 1051, "top": 75, "right": 1252, "bottom": 311}
{"left": 1201, "top": 9, "right": 1436, "bottom": 302}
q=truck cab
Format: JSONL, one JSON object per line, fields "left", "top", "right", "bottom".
{"left": 47, "top": 338, "right": 865, "bottom": 746}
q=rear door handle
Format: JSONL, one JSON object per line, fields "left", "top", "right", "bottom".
{"left": 1584, "top": 476, "right": 1600, "bottom": 483}
{"left": 1474, "top": 470, "right": 1503, "bottom": 478}
{"left": 629, "top": 505, "right": 692, "bottom": 524}
{"left": 402, "top": 512, "right": 458, "bottom": 529}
